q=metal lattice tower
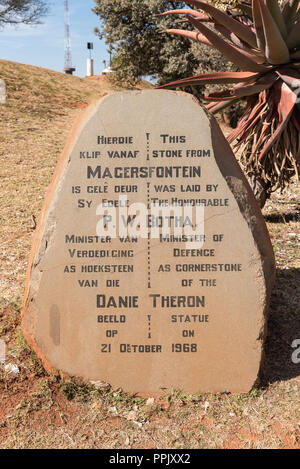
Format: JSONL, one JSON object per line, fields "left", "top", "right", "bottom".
{"left": 63, "top": 0, "right": 75, "bottom": 74}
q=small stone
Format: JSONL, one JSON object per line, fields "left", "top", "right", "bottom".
{"left": 91, "top": 402, "right": 102, "bottom": 409}
{"left": 4, "top": 363, "right": 20, "bottom": 376}
{"left": 90, "top": 381, "right": 111, "bottom": 392}
{"left": 203, "top": 401, "right": 210, "bottom": 413}
{"left": 146, "top": 398, "right": 155, "bottom": 406}
{"left": 108, "top": 406, "right": 117, "bottom": 415}
{"left": 126, "top": 410, "right": 137, "bottom": 421}
{"left": 134, "top": 421, "right": 143, "bottom": 428}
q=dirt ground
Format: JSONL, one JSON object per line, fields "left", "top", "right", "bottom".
{"left": 0, "top": 60, "right": 299, "bottom": 449}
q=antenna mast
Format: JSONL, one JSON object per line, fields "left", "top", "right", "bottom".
{"left": 63, "top": 0, "right": 75, "bottom": 75}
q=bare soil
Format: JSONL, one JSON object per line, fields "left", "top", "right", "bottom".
{"left": 0, "top": 60, "right": 299, "bottom": 449}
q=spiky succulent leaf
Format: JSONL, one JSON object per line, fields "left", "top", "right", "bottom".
{"left": 160, "top": 9, "right": 205, "bottom": 19}
{"left": 238, "top": 3, "right": 253, "bottom": 19}
{"left": 157, "top": 0, "right": 300, "bottom": 194}
{"left": 291, "top": 49, "right": 300, "bottom": 58}
{"left": 283, "top": 0, "right": 300, "bottom": 31}
{"left": 199, "top": 73, "right": 276, "bottom": 100}
{"left": 162, "top": 9, "right": 259, "bottom": 53}
{"left": 186, "top": 15, "right": 268, "bottom": 71}
{"left": 258, "top": 81, "right": 296, "bottom": 160}
{"left": 231, "top": 72, "right": 278, "bottom": 97}
{"left": 157, "top": 71, "right": 260, "bottom": 88}
{"left": 265, "top": 0, "right": 288, "bottom": 38}
{"left": 181, "top": 0, "right": 258, "bottom": 47}
{"left": 212, "top": 23, "right": 256, "bottom": 52}
{"left": 252, "top": 0, "right": 266, "bottom": 50}
{"left": 286, "top": 16, "right": 300, "bottom": 48}
{"left": 276, "top": 68, "right": 300, "bottom": 87}
{"left": 206, "top": 98, "right": 240, "bottom": 113}
{"left": 258, "top": 0, "right": 290, "bottom": 64}
{"left": 161, "top": 28, "right": 213, "bottom": 47}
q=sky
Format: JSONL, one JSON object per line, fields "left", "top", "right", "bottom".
{"left": 0, "top": 0, "right": 109, "bottom": 77}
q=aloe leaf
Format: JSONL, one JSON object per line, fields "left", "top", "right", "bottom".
{"left": 213, "top": 23, "right": 253, "bottom": 51}
{"left": 160, "top": 29, "right": 213, "bottom": 47}
{"left": 227, "top": 98, "right": 263, "bottom": 143}
{"left": 182, "top": 0, "right": 258, "bottom": 48}
{"left": 252, "top": 98, "right": 276, "bottom": 154}
{"left": 160, "top": 9, "right": 208, "bottom": 20}
{"left": 276, "top": 68, "right": 300, "bottom": 88}
{"left": 252, "top": 0, "right": 266, "bottom": 51}
{"left": 156, "top": 71, "right": 260, "bottom": 89}
{"left": 227, "top": 92, "right": 269, "bottom": 144}
{"left": 238, "top": 3, "right": 253, "bottom": 18}
{"left": 292, "top": 107, "right": 300, "bottom": 131}
{"left": 212, "top": 23, "right": 266, "bottom": 61}
{"left": 283, "top": 0, "right": 300, "bottom": 32}
{"left": 258, "top": 0, "right": 290, "bottom": 64}
{"left": 206, "top": 98, "right": 240, "bottom": 114}
{"left": 203, "top": 76, "right": 274, "bottom": 100}
{"left": 291, "top": 49, "right": 300, "bottom": 58}
{"left": 161, "top": 10, "right": 252, "bottom": 51}
{"left": 185, "top": 15, "right": 264, "bottom": 60}
{"left": 265, "top": 0, "right": 287, "bottom": 38}
{"left": 171, "top": 19, "right": 189, "bottom": 26}
{"left": 202, "top": 91, "right": 239, "bottom": 101}
{"left": 186, "top": 16, "right": 268, "bottom": 72}
{"left": 286, "top": 16, "right": 300, "bottom": 49}
{"left": 232, "top": 72, "right": 278, "bottom": 96}
{"left": 258, "top": 82, "right": 296, "bottom": 160}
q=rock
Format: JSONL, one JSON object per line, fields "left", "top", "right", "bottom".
{"left": 22, "top": 90, "right": 275, "bottom": 393}
{"left": 4, "top": 363, "right": 20, "bottom": 376}
{"left": 146, "top": 398, "right": 155, "bottom": 406}
{"left": 108, "top": 406, "right": 117, "bottom": 415}
{"left": 90, "top": 381, "right": 111, "bottom": 392}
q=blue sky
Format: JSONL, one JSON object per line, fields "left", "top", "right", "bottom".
{"left": 0, "top": 0, "right": 108, "bottom": 77}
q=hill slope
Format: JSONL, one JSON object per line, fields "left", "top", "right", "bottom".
{"left": 0, "top": 59, "right": 153, "bottom": 119}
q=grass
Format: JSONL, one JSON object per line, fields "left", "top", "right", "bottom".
{"left": 0, "top": 59, "right": 299, "bottom": 449}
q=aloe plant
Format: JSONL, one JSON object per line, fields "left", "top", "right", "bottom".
{"left": 157, "top": 0, "right": 300, "bottom": 206}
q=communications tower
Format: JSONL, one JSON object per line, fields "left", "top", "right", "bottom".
{"left": 63, "top": 0, "right": 75, "bottom": 75}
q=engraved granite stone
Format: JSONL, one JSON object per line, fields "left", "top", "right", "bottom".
{"left": 22, "top": 90, "right": 275, "bottom": 393}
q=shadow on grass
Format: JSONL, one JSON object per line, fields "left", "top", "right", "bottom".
{"left": 260, "top": 267, "right": 300, "bottom": 386}
{"left": 264, "top": 212, "right": 300, "bottom": 223}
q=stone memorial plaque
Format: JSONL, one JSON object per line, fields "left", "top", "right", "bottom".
{"left": 22, "top": 90, "right": 275, "bottom": 393}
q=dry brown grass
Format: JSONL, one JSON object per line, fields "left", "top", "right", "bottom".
{"left": 0, "top": 60, "right": 299, "bottom": 449}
